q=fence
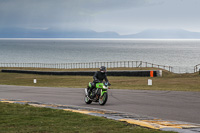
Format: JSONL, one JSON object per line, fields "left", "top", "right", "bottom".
{"left": 194, "top": 64, "right": 200, "bottom": 73}
{"left": 0, "top": 61, "right": 173, "bottom": 72}
{"left": 1, "top": 61, "right": 199, "bottom": 73}
{"left": 171, "top": 66, "right": 197, "bottom": 74}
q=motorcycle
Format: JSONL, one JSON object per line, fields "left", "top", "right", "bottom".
{"left": 84, "top": 81, "right": 110, "bottom": 105}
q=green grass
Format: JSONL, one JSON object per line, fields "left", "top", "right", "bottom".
{"left": 0, "top": 67, "right": 200, "bottom": 91}
{"left": 0, "top": 102, "right": 174, "bottom": 133}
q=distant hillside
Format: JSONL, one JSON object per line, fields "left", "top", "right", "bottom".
{"left": 122, "top": 29, "right": 200, "bottom": 39}
{"left": 0, "top": 28, "right": 120, "bottom": 38}
{"left": 0, "top": 28, "right": 200, "bottom": 38}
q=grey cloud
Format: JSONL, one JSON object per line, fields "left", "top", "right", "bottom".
{"left": 0, "top": 0, "right": 160, "bottom": 26}
{"left": 0, "top": 0, "right": 94, "bottom": 29}
{"left": 91, "top": 0, "right": 200, "bottom": 34}
{"left": 0, "top": 0, "right": 200, "bottom": 34}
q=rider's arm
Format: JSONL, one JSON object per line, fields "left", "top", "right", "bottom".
{"left": 93, "top": 71, "right": 98, "bottom": 81}
{"left": 104, "top": 74, "right": 111, "bottom": 85}
{"left": 105, "top": 74, "right": 108, "bottom": 82}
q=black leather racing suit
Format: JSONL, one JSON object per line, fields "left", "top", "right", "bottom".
{"left": 93, "top": 71, "right": 108, "bottom": 83}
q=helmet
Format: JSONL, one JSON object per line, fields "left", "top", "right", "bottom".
{"left": 100, "top": 66, "right": 106, "bottom": 73}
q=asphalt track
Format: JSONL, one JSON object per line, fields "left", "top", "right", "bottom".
{"left": 0, "top": 85, "right": 200, "bottom": 124}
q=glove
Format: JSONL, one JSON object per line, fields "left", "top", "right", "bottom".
{"left": 106, "top": 82, "right": 111, "bottom": 86}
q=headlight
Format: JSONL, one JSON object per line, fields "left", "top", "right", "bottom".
{"left": 103, "top": 86, "right": 108, "bottom": 89}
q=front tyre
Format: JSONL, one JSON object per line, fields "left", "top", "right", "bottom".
{"left": 99, "top": 92, "right": 108, "bottom": 105}
{"left": 84, "top": 95, "right": 92, "bottom": 104}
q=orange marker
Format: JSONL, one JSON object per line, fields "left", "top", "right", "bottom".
{"left": 150, "top": 71, "right": 154, "bottom": 77}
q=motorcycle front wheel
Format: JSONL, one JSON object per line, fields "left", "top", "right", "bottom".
{"left": 99, "top": 92, "right": 108, "bottom": 105}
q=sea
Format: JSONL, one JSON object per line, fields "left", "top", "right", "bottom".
{"left": 0, "top": 38, "right": 200, "bottom": 73}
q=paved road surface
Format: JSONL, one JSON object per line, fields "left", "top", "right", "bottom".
{"left": 0, "top": 85, "right": 199, "bottom": 124}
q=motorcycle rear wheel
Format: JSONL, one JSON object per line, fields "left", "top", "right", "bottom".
{"left": 84, "top": 95, "right": 92, "bottom": 104}
{"left": 99, "top": 92, "right": 108, "bottom": 105}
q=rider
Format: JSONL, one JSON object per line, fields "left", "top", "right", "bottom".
{"left": 88, "top": 66, "right": 110, "bottom": 96}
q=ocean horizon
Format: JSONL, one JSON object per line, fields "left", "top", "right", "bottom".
{"left": 0, "top": 38, "right": 200, "bottom": 73}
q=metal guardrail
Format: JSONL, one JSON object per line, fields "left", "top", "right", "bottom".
{"left": 1, "top": 61, "right": 199, "bottom": 73}
{"left": 194, "top": 64, "right": 200, "bottom": 73}
{"left": 171, "top": 66, "right": 196, "bottom": 74}
{"left": 0, "top": 61, "right": 173, "bottom": 72}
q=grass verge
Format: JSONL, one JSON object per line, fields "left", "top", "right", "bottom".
{"left": 0, "top": 67, "right": 199, "bottom": 91}
{"left": 0, "top": 102, "right": 174, "bottom": 133}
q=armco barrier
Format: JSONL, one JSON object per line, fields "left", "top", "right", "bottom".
{"left": 1, "top": 69, "right": 162, "bottom": 77}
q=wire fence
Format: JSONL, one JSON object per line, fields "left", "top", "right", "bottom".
{"left": 0, "top": 61, "right": 172, "bottom": 70}
{"left": 0, "top": 61, "right": 199, "bottom": 73}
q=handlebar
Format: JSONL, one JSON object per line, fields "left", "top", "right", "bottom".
{"left": 94, "top": 80, "right": 111, "bottom": 86}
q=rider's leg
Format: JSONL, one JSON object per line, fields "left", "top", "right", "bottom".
{"left": 88, "top": 82, "right": 96, "bottom": 96}
{"left": 88, "top": 82, "right": 94, "bottom": 94}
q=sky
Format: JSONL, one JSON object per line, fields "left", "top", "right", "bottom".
{"left": 0, "top": 0, "right": 200, "bottom": 35}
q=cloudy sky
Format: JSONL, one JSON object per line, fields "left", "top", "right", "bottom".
{"left": 0, "top": 0, "right": 200, "bottom": 35}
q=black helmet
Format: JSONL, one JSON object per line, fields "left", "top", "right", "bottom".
{"left": 100, "top": 66, "right": 106, "bottom": 73}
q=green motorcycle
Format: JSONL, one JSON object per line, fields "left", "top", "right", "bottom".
{"left": 84, "top": 82, "right": 110, "bottom": 105}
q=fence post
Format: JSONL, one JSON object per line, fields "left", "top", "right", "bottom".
{"left": 196, "top": 65, "right": 198, "bottom": 73}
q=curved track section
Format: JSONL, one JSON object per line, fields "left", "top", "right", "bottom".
{"left": 0, "top": 85, "right": 200, "bottom": 124}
